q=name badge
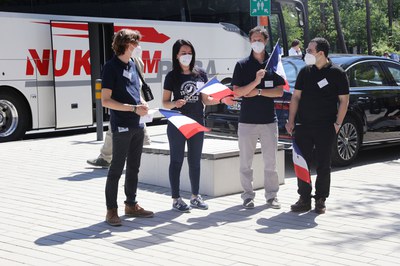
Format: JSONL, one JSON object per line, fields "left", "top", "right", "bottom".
{"left": 123, "top": 69, "right": 132, "bottom": 80}
{"left": 196, "top": 81, "right": 205, "bottom": 89}
{"left": 264, "top": 80, "right": 274, "bottom": 88}
{"left": 318, "top": 78, "right": 329, "bottom": 88}
{"left": 118, "top": 127, "right": 129, "bottom": 133}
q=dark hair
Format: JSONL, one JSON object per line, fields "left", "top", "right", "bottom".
{"left": 311, "top": 37, "right": 330, "bottom": 57}
{"left": 112, "top": 29, "right": 141, "bottom": 56}
{"left": 171, "top": 39, "right": 198, "bottom": 77}
{"left": 291, "top": 39, "right": 300, "bottom": 47}
{"left": 249, "top": 26, "right": 269, "bottom": 40}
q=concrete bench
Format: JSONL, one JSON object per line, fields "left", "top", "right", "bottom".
{"left": 140, "top": 126, "right": 285, "bottom": 197}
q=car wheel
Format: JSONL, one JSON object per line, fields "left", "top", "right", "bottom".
{"left": 331, "top": 116, "right": 361, "bottom": 166}
{"left": 0, "top": 91, "right": 30, "bottom": 142}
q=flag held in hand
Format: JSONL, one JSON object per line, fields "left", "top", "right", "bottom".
{"left": 194, "top": 76, "right": 233, "bottom": 101}
{"left": 265, "top": 42, "right": 290, "bottom": 91}
{"left": 292, "top": 140, "right": 311, "bottom": 184}
{"left": 159, "top": 109, "right": 210, "bottom": 139}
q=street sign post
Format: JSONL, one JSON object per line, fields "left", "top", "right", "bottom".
{"left": 250, "top": 0, "right": 271, "bottom": 16}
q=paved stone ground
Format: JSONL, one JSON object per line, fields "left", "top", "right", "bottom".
{"left": 1, "top": 128, "right": 400, "bottom": 265}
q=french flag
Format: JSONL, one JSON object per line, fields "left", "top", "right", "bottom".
{"left": 292, "top": 140, "right": 311, "bottom": 184}
{"left": 194, "top": 76, "right": 233, "bottom": 101}
{"left": 159, "top": 109, "right": 210, "bottom": 139}
{"left": 266, "top": 43, "right": 290, "bottom": 91}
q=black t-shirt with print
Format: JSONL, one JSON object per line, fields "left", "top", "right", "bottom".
{"left": 294, "top": 60, "right": 349, "bottom": 126}
{"left": 163, "top": 67, "right": 208, "bottom": 121}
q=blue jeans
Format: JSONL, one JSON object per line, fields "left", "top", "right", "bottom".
{"left": 167, "top": 121, "right": 204, "bottom": 199}
{"left": 105, "top": 127, "right": 144, "bottom": 209}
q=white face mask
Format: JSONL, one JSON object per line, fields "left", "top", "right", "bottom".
{"left": 251, "top": 41, "right": 265, "bottom": 54}
{"left": 304, "top": 53, "right": 316, "bottom": 65}
{"left": 179, "top": 54, "right": 192, "bottom": 66}
{"left": 131, "top": 45, "right": 142, "bottom": 58}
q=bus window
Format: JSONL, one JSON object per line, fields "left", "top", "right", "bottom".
{"left": 101, "top": 0, "right": 184, "bottom": 21}
{"left": 187, "top": 0, "right": 254, "bottom": 36}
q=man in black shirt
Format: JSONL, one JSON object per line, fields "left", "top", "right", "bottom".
{"left": 285, "top": 37, "right": 349, "bottom": 214}
{"left": 102, "top": 29, "right": 154, "bottom": 226}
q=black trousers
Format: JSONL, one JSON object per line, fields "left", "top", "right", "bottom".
{"left": 294, "top": 124, "right": 336, "bottom": 200}
{"left": 105, "top": 127, "right": 144, "bottom": 209}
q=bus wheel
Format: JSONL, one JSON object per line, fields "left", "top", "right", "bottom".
{"left": 0, "top": 91, "right": 30, "bottom": 142}
{"left": 331, "top": 116, "right": 361, "bottom": 167}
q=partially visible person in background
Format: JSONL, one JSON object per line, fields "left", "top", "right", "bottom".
{"left": 288, "top": 39, "right": 302, "bottom": 56}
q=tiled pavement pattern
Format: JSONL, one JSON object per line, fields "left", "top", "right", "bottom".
{"left": 1, "top": 127, "right": 400, "bottom": 265}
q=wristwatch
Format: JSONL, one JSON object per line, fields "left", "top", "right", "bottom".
{"left": 334, "top": 122, "right": 341, "bottom": 127}
{"left": 258, "top": 89, "right": 262, "bottom": 96}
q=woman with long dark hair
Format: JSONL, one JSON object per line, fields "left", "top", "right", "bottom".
{"left": 162, "top": 39, "right": 232, "bottom": 212}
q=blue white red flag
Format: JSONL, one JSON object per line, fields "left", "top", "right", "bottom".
{"left": 266, "top": 43, "right": 290, "bottom": 91}
{"left": 292, "top": 140, "right": 311, "bottom": 184}
{"left": 193, "top": 76, "right": 233, "bottom": 101}
{"left": 159, "top": 109, "right": 210, "bottom": 139}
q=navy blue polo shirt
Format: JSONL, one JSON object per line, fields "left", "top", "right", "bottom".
{"left": 232, "top": 52, "right": 285, "bottom": 124}
{"left": 102, "top": 55, "right": 143, "bottom": 132}
{"left": 294, "top": 60, "right": 349, "bottom": 126}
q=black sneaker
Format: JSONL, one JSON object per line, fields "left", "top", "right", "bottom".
{"left": 87, "top": 158, "right": 110, "bottom": 168}
{"left": 315, "top": 198, "right": 326, "bottom": 214}
{"left": 172, "top": 198, "right": 191, "bottom": 213}
{"left": 243, "top": 198, "right": 255, "bottom": 209}
{"left": 290, "top": 197, "right": 311, "bottom": 212}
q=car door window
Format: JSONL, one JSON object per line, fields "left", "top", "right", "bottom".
{"left": 349, "top": 63, "right": 386, "bottom": 87}
{"left": 386, "top": 63, "right": 400, "bottom": 86}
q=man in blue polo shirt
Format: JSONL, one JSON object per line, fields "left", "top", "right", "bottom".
{"left": 101, "top": 29, "right": 154, "bottom": 226}
{"left": 232, "top": 26, "right": 285, "bottom": 209}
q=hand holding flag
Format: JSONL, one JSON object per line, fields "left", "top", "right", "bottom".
{"left": 159, "top": 109, "right": 210, "bottom": 139}
{"left": 265, "top": 41, "right": 290, "bottom": 91}
{"left": 188, "top": 76, "right": 234, "bottom": 102}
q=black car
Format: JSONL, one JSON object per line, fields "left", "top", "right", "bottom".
{"left": 205, "top": 54, "right": 400, "bottom": 166}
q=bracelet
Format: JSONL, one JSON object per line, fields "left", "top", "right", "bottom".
{"left": 335, "top": 122, "right": 341, "bottom": 126}
{"left": 132, "top": 106, "right": 137, "bottom": 113}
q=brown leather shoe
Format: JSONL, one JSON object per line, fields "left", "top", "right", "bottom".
{"left": 106, "top": 208, "right": 121, "bottom": 226}
{"left": 125, "top": 203, "right": 154, "bottom": 218}
{"left": 315, "top": 198, "right": 326, "bottom": 214}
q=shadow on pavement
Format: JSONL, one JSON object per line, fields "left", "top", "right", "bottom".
{"left": 256, "top": 211, "right": 318, "bottom": 234}
{"left": 115, "top": 205, "right": 264, "bottom": 251}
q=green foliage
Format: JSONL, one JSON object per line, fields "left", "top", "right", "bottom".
{"left": 305, "top": 0, "right": 400, "bottom": 54}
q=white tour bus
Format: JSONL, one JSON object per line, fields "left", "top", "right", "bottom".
{"left": 0, "top": 0, "right": 307, "bottom": 142}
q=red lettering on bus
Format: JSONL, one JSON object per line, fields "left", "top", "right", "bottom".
{"left": 142, "top": 50, "right": 161, "bottom": 74}
{"left": 73, "top": 50, "right": 91, "bottom": 75}
{"left": 26, "top": 49, "right": 51, "bottom": 76}
{"left": 26, "top": 49, "right": 91, "bottom": 76}
{"left": 53, "top": 50, "right": 71, "bottom": 76}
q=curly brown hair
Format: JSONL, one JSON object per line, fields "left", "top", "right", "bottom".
{"left": 112, "top": 29, "right": 142, "bottom": 56}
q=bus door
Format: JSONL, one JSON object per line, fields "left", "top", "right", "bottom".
{"left": 50, "top": 20, "right": 93, "bottom": 128}
{"left": 88, "top": 23, "right": 114, "bottom": 122}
